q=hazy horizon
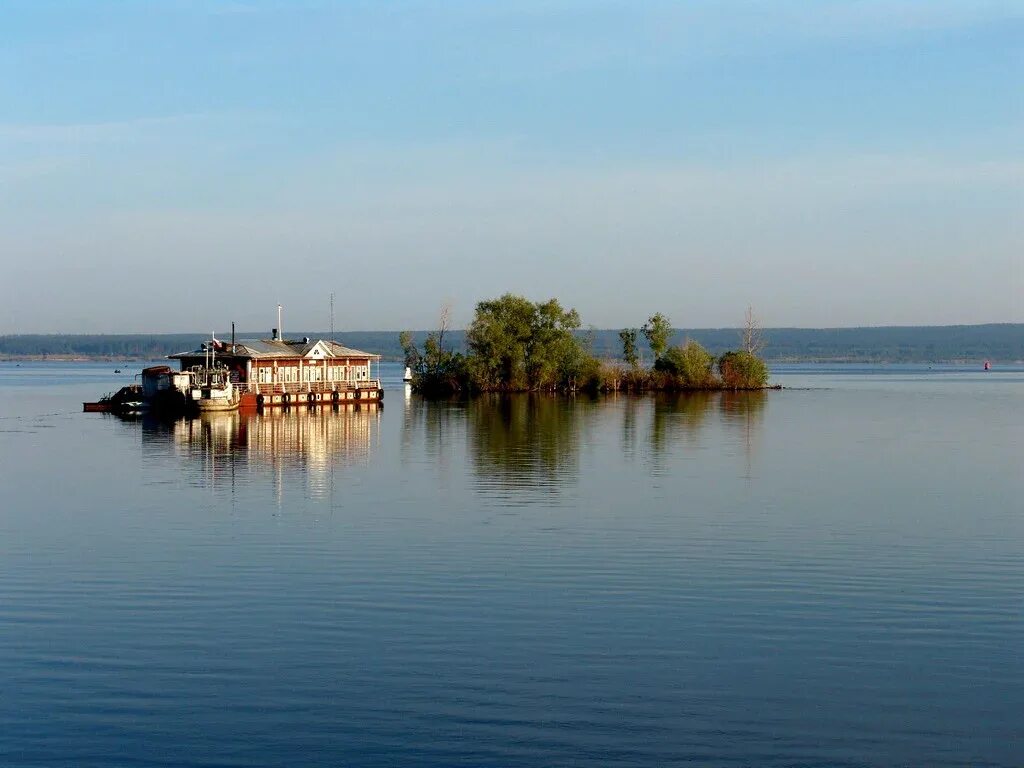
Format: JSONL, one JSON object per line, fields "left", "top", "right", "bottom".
{"left": 4, "top": 321, "right": 1024, "bottom": 338}
{"left": 3, "top": 1, "right": 1021, "bottom": 333}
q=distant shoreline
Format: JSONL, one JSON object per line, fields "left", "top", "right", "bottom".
{"left": 2, "top": 323, "right": 1022, "bottom": 365}
{"left": 3, "top": 355, "right": 1021, "bottom": 365}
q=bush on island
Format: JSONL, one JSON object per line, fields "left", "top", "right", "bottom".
{"left": 718, "top": 350, "right": 769, "bottom": 389}
{"left": 655, "top": 340, "right": 716, "bottom": 388}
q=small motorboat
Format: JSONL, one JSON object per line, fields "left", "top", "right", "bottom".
{"left": 403, "top": 366, "right": 413, "bottom": 383}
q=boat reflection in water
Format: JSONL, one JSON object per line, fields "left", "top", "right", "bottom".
{"left": 140, "top": 403, "right": 379, "bottom": 497}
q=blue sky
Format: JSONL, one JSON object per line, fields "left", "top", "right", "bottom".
{"left": 1, "top": 1, "right": 1021, "bottom": 333}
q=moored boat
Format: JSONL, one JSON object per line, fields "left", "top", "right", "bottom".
{"left": 190, "top": 366, "right": 240, "bottom": 412}
{"left": 83, "top": 384, "right": 145, "bottom": 414}
{"left": 86, "top": 312, "right": 384, "bottom": 416}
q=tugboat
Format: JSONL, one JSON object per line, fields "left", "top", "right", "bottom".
{"left": 189, "top": 367, "right": 239, "bottom": 412}
{"left": 189, "top": 336, "right": 239, "bottom": 412}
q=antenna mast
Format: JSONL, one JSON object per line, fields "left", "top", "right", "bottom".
{"left": 330, "top": 292, "right": 335, "bottom": 343}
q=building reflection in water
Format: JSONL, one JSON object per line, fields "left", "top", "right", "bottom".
{"left": 141, "top": 404, "right": 379, "bottom": 497}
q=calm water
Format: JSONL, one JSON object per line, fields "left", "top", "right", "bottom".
{"left": 2, "top": 361, "right": 1022, "bottom": 767}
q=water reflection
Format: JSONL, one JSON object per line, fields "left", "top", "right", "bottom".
{"left": 719, "top": 389, "right": 768, "bottom": 421}
{"left": 467, "top": 394, "right": 595, "bottom": 503}
{"left": 629, "top": 391, "right": 767, "bottom": 475}
{"left": 139, "top": 404, "right": 379, "bottom": 496}
{"left": 649, "top": 392, "right": 715, "bottom": 454}
{"left": 401, "top": 393, "right": 767, "bottom": 502}
{"left": 719, "top": 391, "right": 767, "bottom": 479}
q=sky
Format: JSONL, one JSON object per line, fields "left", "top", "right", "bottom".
{"left": 1, "top": 0, "right": 1021, "bottom": 333}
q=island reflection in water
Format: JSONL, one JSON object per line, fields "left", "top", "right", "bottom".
{"left": 8, "top": 369, "right": 1024, "bottom": 767}
{"left": 402, "top": 391, "right": 768, "bottom": 503}
{"left": 138, "top": 404, "right": 380, "bottom": 497}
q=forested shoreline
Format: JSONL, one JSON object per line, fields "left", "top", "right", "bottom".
{"left": 2, "top": 323, "right": 1021, "bottom": 363}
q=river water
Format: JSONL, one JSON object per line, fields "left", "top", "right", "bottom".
{"left": 1, "top": 361, "right": 1022, "bottom": 767}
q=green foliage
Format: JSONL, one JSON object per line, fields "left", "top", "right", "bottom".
{"left": 718, "top": 350, "right": 769, "bottom": 389}
{"left": 619, "top": 328, "right": 639, "bottom": 368}
{"left": 466, "top": 294, "right": 592, "bottom": 392}
{"left": 642, "top": 313, "right": 672, "bottom": 362}
{"left": 398, "top": 330, "right": 421, "bottom": 370}
{"left": 657, "top": 339, "right": 716, "bottom": 387}
{"left": 401, "top": 322, "right": 468, "bottom": 395}
{"left": 416, "top": 332, "right": 468, "bottom": 395}
{"left": 402, "top": 297, "right": 773, "bottom": 396}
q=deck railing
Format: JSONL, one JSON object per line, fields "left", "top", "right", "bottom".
{"left": 241, "top": 379, "right": 381, "bottom": 395}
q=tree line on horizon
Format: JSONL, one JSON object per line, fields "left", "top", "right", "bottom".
{"left": 400, "top": 294, "right": 770, "bottom": 396}
{"left": 2, "top": 324, "right": 1021, "bottom": 363}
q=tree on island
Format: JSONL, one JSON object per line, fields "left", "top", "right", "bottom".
{"left": 399, "top": 330, "right": 421, "bottom": 371}
{"left": 619, "top": 328, "right": 639, "bottom": 369}
{"left": 466, "top": 294, "right": 593, "bottom": 392}
{"left": 400, "top": 295, "right": 770, "bottom": 395}
{"left": 741, "top": 305, "right": 765, "bottom": 356}
{"left": 642, "top": 312, "right": 672, "bottom": 364}
{"left": 408, "top": 304, "right": 469, "bottom": 394}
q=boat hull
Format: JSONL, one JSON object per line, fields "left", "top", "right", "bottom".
{"left": 195, "top": 398, "right": 239, "bottom": 412}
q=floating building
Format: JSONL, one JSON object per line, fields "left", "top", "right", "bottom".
{"left": 165, "top": 329, "right": 383, "bottom": 410}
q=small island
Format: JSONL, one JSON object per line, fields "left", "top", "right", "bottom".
{"left": 400, "top": 294, "right": 770, "bottom": 396}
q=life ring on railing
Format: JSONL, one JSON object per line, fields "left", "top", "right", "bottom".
{"left": 307, "top": 392, "right": 316, "bottom": 404}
